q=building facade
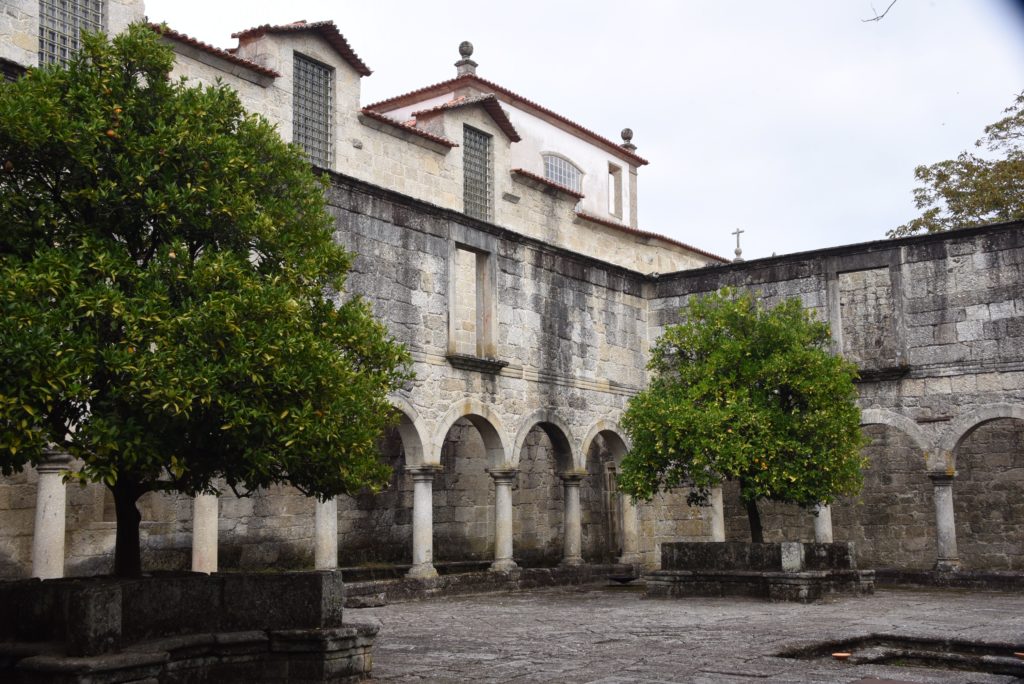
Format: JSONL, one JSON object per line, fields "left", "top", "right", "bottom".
{"left": 1, "top": 2, "right": 1021, "bottom": 579}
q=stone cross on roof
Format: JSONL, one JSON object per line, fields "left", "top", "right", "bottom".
{"left": 732, "top": 228, "right": 744, "bottom": 262}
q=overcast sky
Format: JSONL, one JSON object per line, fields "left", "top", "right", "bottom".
{"left": 144, "top": 0, "right": 1024, "bottom": 262}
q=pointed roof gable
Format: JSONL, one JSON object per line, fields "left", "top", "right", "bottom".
{"left": 232, "top": 20, "right": 372, "bottom": 76}
{"left": 365, "top": 74, "right": 648, "bottom": 166}
{"left": 411, "top": 94, "right": 521, "bottom": 142}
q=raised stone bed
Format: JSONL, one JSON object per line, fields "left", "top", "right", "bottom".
{"left": 0, "top": 570, "right": 376, "bottom": 682}
{"left": 645, "top": 542, "right": 874, "bottom": 603}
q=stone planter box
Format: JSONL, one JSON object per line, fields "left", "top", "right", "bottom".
{"left": 646, "top": 542, "right": 874, "bottom": 603}
{"left": 0, "top": 570, "right": 376, "bottom": 682}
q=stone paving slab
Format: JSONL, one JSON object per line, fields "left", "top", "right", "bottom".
{"left": 357, "top": 584, "right": 1024, "bottom": 683}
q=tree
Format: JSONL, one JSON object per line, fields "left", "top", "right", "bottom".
{"left": 0, "top": 26, "right": 412, "bottom": 576}
{"left": 618, "top": 289, "right": 866, "bottom": 542}
{"left": 890, "top": 90, "right": 1024, "bottom": 237}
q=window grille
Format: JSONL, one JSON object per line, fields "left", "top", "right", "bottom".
{"left": 293, "top": 54, "right": 333, "bottom": 168}
{"left": 38, "top": 0, "right": 105, "bottom": 67}
{"left": 463, "top": 126, "right": 492, "bottom": 221}
{"left": 543, "top": 155, "right": 583, "bottom": 193}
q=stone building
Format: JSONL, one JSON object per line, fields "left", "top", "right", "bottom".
{"left": 1, "top": 1, "right": 1022, "bottom": 580}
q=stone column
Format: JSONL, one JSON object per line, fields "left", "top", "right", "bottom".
{"left": 191, "top": 492, "right": 218, "bottom": 573}
{"left": 813, "top": 503, "right": 834, "bottom": 544}
{"left": 489, "top": 469, "right": 518, "bottom": 572}
{"left": 930, "top": 472, "right": 960, "bottom": 571}
{"left": 619, "top": 493, "right": 641, "bottom": 564}
{"left": 31, "top": 448, "right": 72, "bottom": 580}
{"left": 407, "top": 465, "right": 441, "bottom": 579}
{"left": 560, "top": 471, "right": 586, "bottom": 565}
{"left": 314, "top": 497, "right": 338, "bottom": 570}
{"left": 708, "top": 486, "right": 726, "bottom": 542}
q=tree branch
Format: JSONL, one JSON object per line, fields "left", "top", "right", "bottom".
{"left": 863, "top": 0, "right": 898, "bottom": 23}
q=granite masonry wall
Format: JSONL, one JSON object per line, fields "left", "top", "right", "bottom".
{"left": 651, "top": 222, "right": 1024, "bottom": 570}
{"left": 1, "top": 174, "right": 1021, "bottom": 577}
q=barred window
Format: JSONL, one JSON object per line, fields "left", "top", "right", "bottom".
{"left": 543, "top": 154, "right": 583, "bottom": 193}
{"left": 463, "top": 126, "right": 492, "bottom": 221}
{"left": 293, "top": 54, "right": 333, "bottom": 168}
{"left": 38, "top": 0, "right": 105, "bottom": 67}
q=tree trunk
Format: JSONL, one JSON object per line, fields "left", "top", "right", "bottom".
{"left": 112, "top": 481, "right": 143, "bottom": 577}
{"left": 745, "top": 498, "right": 764, "bottom": 543}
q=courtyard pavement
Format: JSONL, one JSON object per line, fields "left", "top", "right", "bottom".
{"left": 355, "top": 584, "right": 1024, "bottom": 683}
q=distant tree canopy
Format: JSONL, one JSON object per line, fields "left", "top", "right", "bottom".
{"left": 618, "top": 289, "right": 867, "bottom": 542}
{"left": 890, "top": 90, "right": 1024, "bottom": 238}
{"left": 0, "top": 25, "right": 412, "bottom": 576}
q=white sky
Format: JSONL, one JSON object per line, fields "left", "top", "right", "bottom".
{"left": 143, "top": 0, "right": 1024, "bottom": 262}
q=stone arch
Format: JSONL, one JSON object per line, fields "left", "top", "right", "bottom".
{"left": 860, "top": 408, "right": 932, "bottom": 456}
{"left": 827, "top": 417, "right": 937, "bottom": 569}
{"left": 432, "top": 399, "right": 510, "bottom": 563}
{"left": 938, "top": 403, "right": 1024, "bottom": 464}
{"left": 434, "top": 399, "right": 510, "bottom": 469}
{"left": 580, "top": 420, "right": 631, "bottom": 465}
{"left": 388, "top": 394, "right": 429, "bottom": 467}
{"left": 579, "top": 420, "right": 639, "bottom": 563}
{"left": 511, "top": 408, "right": 578, "bottom": 472}
{"left": 941, "top": 403, "right": 1024, "bottom": 570}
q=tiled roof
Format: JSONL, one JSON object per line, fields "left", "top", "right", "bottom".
{"left": 366, "top": 74, "right": 648, "bottom": 166}
{"left": 359, "top": 108, "right": 458, "bottom": 148}
{"left": 574, "top": 212, "right": 727, "bottom": 263}
{"left": 511, "top": 168, "right": 585, "bottom": 199}
{"left": 232, "top": 20, "right": 371, "bottom": 76}
{"left": 149, "top": 23, "right": 281, "bottom": 78}
{"left": 411, "top": 94, "right": 521, "bottom": 142}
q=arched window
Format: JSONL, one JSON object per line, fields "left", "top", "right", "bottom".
{"left": 543, "top": 155, "right": 583, "bottom": 193}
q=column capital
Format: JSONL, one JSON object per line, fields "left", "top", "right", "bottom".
{"left": 405, "top": 464, "right": 443, "bottom": 481}
{"left": 929, "top": 471, "right": 957, "bottom": 485}
{"left": 559, "top": 469, "right": 587, "bottom": 485}
{"left": 486, "top": 468, "right": 518, "bottom": 484}
{"left": 37, "top": 447, "right": 72, "bottom": 474}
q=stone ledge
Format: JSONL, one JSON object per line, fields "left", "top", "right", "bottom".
{"left": 445, "top": 353, "right": 509, "bottom": 374}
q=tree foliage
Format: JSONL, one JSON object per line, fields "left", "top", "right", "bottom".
{"left": 890, "top": 90, "right": 1024, "bottom": 237}
{"left": 0, "top": 26, "right": 412, "bottom": 574}
{"left": 618, "top": 289, "right": 867, "bottom": 541}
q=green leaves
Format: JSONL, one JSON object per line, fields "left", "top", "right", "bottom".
{"left": 620, "top": 288, "right": 867, "bottom": 511}
{"left": 0, "top": 25, "right": 411, "bottom": 501}
{"left": 890, "top": 90, "right": 1024, "bottom": 237}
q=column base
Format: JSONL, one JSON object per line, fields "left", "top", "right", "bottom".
{"left": 934, "top": 559, "right": 961, "bottom": 573}
{"left": 406, "top": 562, "right": 439, "bottom": 579}
{"left": 618, "top": 553, "right": 642, "bottom": 565}
{"left": 560, "top": 556, "right": 584, "bottom": 567}
{"left": 489, "top": 558, "right": 518, "bottom": 573}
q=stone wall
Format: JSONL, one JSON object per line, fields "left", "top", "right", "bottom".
{"left": 651, "top": 224, "right": 1024, "bottom": 571}
{"left": 953, "top": 418, "right": 1024, "bottom": 570}
{"left": 2, "top": 173, "right": 1023, "bottom": 578}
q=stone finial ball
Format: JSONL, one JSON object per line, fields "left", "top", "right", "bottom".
{"left": 621, "top": 128, "right": 634, "bottom": 143}
{"left": 459, "top": 41, "right": 474, "bottom": 59}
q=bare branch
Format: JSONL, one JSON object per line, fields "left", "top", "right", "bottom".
{"left": 863, "top": 0, "right": 898, "bottom": 23}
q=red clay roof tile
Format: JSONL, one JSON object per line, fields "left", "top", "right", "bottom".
{"left": 366, "top": 75, "right": 648, "bottom": 166}
{"left": 511, "top": 168, "right": 585, "bottom": 199}
{"left": 359, "top": 108, "right": 458, "bottom": 148}
{"left": 412, "top": 94, "right": 521, "bottom": 142}
{"left": 148, "top": 23, "right": 280, "bottom": 78}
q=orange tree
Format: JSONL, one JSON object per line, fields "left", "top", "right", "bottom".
{"left": 0, "top": 26, "right": 411, "bottom": 576}
{"left": 619, "top": 289, "right": 866, "bottom": 542}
